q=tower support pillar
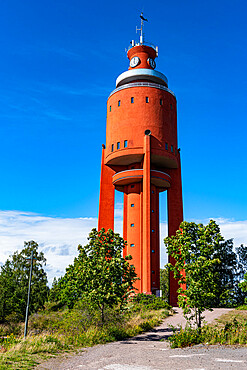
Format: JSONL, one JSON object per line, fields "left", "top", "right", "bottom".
{"left": 167, "top": 155, "right": 183, "bottom": 306}
{"left": 98, "top": 146, "right": 115, "bottom": 231}
{"left": 143, "top": 133, "right": 151, "bottom": 294}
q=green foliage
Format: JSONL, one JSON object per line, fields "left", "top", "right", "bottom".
{"left": 165, "top": 220, "right": 247, "bottom": 327}
{"left": 165, "top": 220, "right": 224, "bottom": 328}
{"left": 0, "top": 241, "right": 49, "bottom": 323}
{"left": 169, "top": 325, "right": 202, "bottom": 348}
{"left": 130, "top": 293, "right": 171, "bottom": 311}
{"left": 236, "top": 304, "right": 247, "bottom": 310}
{"left": 50, "top": 228, "right": 137, "bottom": 322}
{"left": 212, "top": 240, "right": 247, "bottom": 306}
{"left": 160, "top": 267, "right": 169, "bottom": 302}
{"left": 239, "top": 272, "right": 247, "bottom": 292}
{"left": 169, "top": 318, "right": 247, "bottom": 348}
{"left": 0, "top": 299, "right": 169, "bottom": 369}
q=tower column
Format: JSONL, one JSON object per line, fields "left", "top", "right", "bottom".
{"left": 167, "top": 154, "right": 183, "bottom": 306}
{"left": 143, "top": 133, "right": 151, "bottom": 294}
{"left": 98, "top": 146, "right": 115, "bottom": 231}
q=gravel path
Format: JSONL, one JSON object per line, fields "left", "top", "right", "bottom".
{"left": 36, "top": 308, "right": 247, "bottom": 370}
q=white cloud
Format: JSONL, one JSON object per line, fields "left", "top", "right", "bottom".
{"left": 0, "top": 211, "right": 246, "bottom": 286}
{"left": 0, "top": 210, "right": 97, "bottom": 285}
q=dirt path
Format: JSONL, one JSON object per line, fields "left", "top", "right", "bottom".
{"left": 36, "top": 308, "right": 247, "bottom": 370}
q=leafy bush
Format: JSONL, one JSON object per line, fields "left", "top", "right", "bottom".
{"left": 130, "top": 293, "right": 171, "bottom": 311}
{"left": 168, "top": 325, "right": 202, "bottom": 348}
{"left": 236, "top": 304, "right": 247, "bottom": 310}
{"left": 169, "top": 318, "right": 247, "bottom": 348}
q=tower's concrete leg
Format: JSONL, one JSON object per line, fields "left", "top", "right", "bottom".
{"left": 98, "top": 146, "right": 115, "bottom": 231}
{"left": 167, "top": 155, "right": 183, "bottom": 306}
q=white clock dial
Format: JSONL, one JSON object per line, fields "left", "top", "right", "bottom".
{"left": 130, "top": 56, "right": 140, "bottom": 68}
{"left": 147, "top": 58, "right": 156, "bottom": 69}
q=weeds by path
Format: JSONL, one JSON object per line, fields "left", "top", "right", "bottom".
{"left": 169, "top": 308, "right": 247, "bottom": 348}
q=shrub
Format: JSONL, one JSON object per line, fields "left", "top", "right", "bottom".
{"left": 130, "top": 293, "right": 171, "bottom": 312}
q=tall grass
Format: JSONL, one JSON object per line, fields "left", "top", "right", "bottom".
{"left": 0, "top": 296, "right": 171, "bottom": 369}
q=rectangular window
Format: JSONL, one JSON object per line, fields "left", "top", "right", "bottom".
{"left": 152, "top": 249, "right": 155, "bottom": 253}
{"left": 165, "top": 142, "right": 168, "bottom": 150}
{"left": 131, "top": 185, "right": 134, "bottom": 188}
{"left": 175, "top": 148, "right": 177, "bottom": 155}
{"left": 111, "top": 144, "right": 114, "bottom": 152}
{"left": 118, "top": 100, "right": 121, "bottom": 107}
{"left": 109, "top": 106, "right": 111, "bottom": 112}
{"left": 124, "top": 140, "right": 128, "bottom": 148}
{"left": 146, "top": 97, "right": 149, "bottom": 103}
{"left": 131, "top": 97, "right": 134, "bottom": 103}
{"left": 131, "top": 223, "right": 134, "bottom": 227}
{"left": 152, "top": 210, "right": 154, "bottom": 213}
{"left": 171, "top": 145, "right": 174, "bottom": 153}
{"left": 131, "top": 204, "right": 134, "bottom": 207}
{"left": 160, "top": 99, "right": 163, "bottom": 105}
{"left": 117, "top": 142, "right": 120, "bottom": 149}
{"left": 130, "top": 244, "right": 135, "bottom": 247}
{"left": 152, "top": 270, "right": 155, "bottom": 274}
{"left": 152, "top": 190, "right": 154, "bottom": 194}
{"left": 152, "top": 229, "right": 155, "bottom": 233}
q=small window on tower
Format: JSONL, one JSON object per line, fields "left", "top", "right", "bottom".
{"left": 109, "top": 106, "right": 111, "bottom": 112}
{"left": 152, "top": 249, "right": 155, "bottom": 253}
{"left": 131, "top": 204, "right": 134, "bottom": 207}
{"left": 152, "top": 190, "right": 155, "bottom": 194}
{"left": 152, "top": 229, "right": 155, "bottom": 233}
{"left": 131, "top": 185, "right": 135, "bottom": 188}
{"left": 131, "top": 97, "right": 134, "bottom": 104}
{"left": 117, "top": 142, "right": 120, "bottom": 149}
{"left": 146, "top": 97, "right": 149, "bottom": 103}
{"left": 170, "top": 103, "right": 173, "bottom": 110}
{"left": 165, "top": 142, "right": 168, "bottom": 150}
{"left": 175, "top": 148, "right": 177, "bottom": 155}
{"left": 160, "top": 99, "right": 163, "bottom": 105}
{"left": 130, "top": 244, "right": 135, "bottom": 247}
{"left": 152, "top": 270, "right": 155, "bottom": 274}
{"left": 118, "top": 100, "right": 121, "bottom": 107}
{"left": 171, "top": 145, "right": 174, "bottom": 153}
{"left": 124, "top": 140, "right": 128, "bottom": 148}
{"left": 152, "top": 210, "right": 154, "bottom": 213}
{"left": 131, "top": 223, "right": 134, "bottom": 227}
{"left": 111, "top": 144, "right": 114, "bottom": 152}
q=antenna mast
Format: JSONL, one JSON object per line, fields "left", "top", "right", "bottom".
{"left": 136, "top": 12, "right": 147, "bottom": 45}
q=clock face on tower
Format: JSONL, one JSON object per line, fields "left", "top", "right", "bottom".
{"left": 147, "top": 58, "right": 156, "bottom": 69}
{"left": 130, "top": 56, "right": 140, "bottom": 68}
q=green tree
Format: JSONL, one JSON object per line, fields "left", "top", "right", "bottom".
{"left": 51, "top": 228, "right": 137, "bottom": 322}
{"left": 160, "top": 267, "right": 169, "bottom": 302}
{"left": 210, "top": 239, "right": 238, "bottom": 307}
{"left": 239, "top": 273, "right": 247, "bottom": 291}
{"left": 0, "top": 241, "right": 49, "bottom": 323}
{"left": 164, "top": 220, "right": 223, "bottom": 329}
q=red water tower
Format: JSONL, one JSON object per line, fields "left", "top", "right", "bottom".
{"left": 98, "top": 20, "right": 183, "bottom": 306}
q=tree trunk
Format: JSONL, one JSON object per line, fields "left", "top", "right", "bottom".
{"left": 101, "top": 304, "right": 105, "bottom": 325}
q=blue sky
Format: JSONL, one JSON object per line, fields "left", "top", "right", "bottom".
{"left": 0, "top": 0, "right": 246, "bottom": 281}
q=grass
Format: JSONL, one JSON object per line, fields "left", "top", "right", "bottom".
{"left": 169, "top": 308, "right": 247, "bottom": 348}
{"left": 0, "top": 298, "right": 172, "bottom": 369}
